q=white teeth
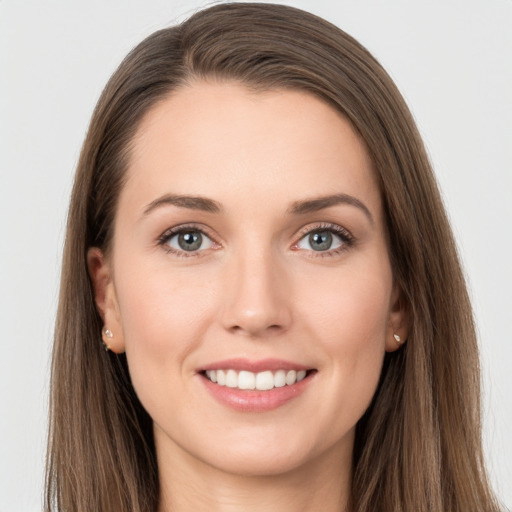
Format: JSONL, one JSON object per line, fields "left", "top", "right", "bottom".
{"left": 285, "top": 370, "right": 297, "bottom": 386}
{"left": 274, "top": 369, "right": 286, "bottom": 388}
{"left": 204, "top": 368, "right": 309, "bottom": 390}
{"left": 216, "top": 369, "right": 226, "bottom": 386}
{"left": 225, "top": 369, "right": 238, "bottom": 388}
{"left": 238, "top": 370, "right": 256, "bottom": 390}
{"left": 256, "top": 371, "right": 274, "bottom": 391}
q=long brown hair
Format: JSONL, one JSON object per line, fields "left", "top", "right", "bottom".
{"left": 46, "top": 3, "right": 501, "bottom": 511}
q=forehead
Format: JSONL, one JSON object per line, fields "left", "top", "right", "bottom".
{"left": 121, "top": 81, "right": 381, "bottom": 218}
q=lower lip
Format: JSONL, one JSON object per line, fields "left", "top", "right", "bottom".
{"left": 199, "top": 372, "right": 315, "bottom": 412}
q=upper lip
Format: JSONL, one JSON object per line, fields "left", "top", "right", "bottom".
{"left": 199, "top": 358, "right": 312, "bottom": 373}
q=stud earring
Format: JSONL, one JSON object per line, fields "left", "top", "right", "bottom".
{"left": 393, "top": 333, "right": 402, "bottom": 345}
{"left": 102, "top": 328, "right": 113, "bottom": 352}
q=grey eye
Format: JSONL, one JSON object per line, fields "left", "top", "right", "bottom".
{"left": 178, "top": 231, "right": 203, "bottom": 251}
{"left": 297, "top": 230, "right": 343, "bottom": 252}
{"left": 309, "top": 231, "right": 333, "bottom": 251}
{"left": 167, "top": 230, "right": 214, "bottom": 252}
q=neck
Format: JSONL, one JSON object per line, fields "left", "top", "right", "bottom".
{"left": 156, "top": 438, "right": 352, "bottom": 512}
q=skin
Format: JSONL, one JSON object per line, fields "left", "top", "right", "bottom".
{"left": 89, "top": 81, "right": 408, "bottom": 512}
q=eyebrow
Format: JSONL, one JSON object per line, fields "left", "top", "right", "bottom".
{"left": 287, "top": 193, "right": 374, "bottom": 224}
{"left": 142, "top": 192, "right": 373, "bottom": 224}
{"left": 143, "top": 194, "right": 223, "bottom": 215}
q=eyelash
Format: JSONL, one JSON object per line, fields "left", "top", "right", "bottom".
{"left": 292, "top": 222, "right": 355, "bottom": 259}
{"left": 157, "top": 223, "right": 218, "bottom": 258}
{"left": 157, "top": 222, "right": 355, "bottom": 258}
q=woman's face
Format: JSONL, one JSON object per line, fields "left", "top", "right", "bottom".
{"left": 90, "top": 81, "right": 406, "bottom": 477}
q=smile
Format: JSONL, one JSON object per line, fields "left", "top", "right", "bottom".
{"left": 199, "top": 360, "right": 317, "bottom": 412}
{"left": 204, "top": 369, "right": 308, "bottom": 391}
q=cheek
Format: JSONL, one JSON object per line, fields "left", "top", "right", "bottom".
{"left": 113, "top": 258, "right": 218, "bottom": 400}
{"left": 312, "top": 282, "right": 388, "bottom": 390}
{"left": 295, "top": 262, "right": 391, "bottom": 421}
{"left": 116, "top": 258, "right": 216, "bottom": 347}
{"left": 298, "top": 260, "right": 392, "bottom": 349}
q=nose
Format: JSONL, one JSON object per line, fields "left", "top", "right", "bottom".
{"left": 220, "top": 247, "right": 292, "bottom": 337}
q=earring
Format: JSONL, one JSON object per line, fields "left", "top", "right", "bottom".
{"left": 102, "top": 328, "right": 113, "bottom": 352}
{"left": 393, "top": 333, "right": 402, "bottom": 345}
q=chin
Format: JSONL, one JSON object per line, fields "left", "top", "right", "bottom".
{"left": 204, "top": 447, "right": 316, "bottom": 478}
{"left": 184, "top": 424, "right": 352, "bottom": 479}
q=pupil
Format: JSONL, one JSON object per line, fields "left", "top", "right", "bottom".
{"left": 309, "top": 231, "right": 332, "bottom": 251}
{"left": 178, "top": 232, "right": 202, "bottom": 251}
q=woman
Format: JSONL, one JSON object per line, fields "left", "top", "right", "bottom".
{"left": 45, "top": 3, "right": 501, "bottom": 511}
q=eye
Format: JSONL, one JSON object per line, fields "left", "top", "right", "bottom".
{"left": 294, "top": 225, "right": 353, "bottom": 254}
{"left": 297, "top": 230, "right": 342, "bottom": 252}
{"left": 160, "top": 227, "right": 217, "bottom": 255}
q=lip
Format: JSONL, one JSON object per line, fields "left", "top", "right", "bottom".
{"left": 199, "top": 358, "right": 311, "bottom": 373}
{"left": 197, "top": 358, "right": 316, "bottom": 412}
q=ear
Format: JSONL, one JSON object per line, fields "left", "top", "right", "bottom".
{"left": 385, "top": 283, "right": 409, "bottom": 352}
{"left": 87, "top": 247, "right": 126, "bottom": 354}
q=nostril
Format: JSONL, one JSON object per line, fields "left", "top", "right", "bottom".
{"left": 227, "top": 322, "right": 286, "bottom": 337}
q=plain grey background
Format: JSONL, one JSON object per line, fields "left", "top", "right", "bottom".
{"left": 1, "top": 0, "right": 511, "bottom": 510}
